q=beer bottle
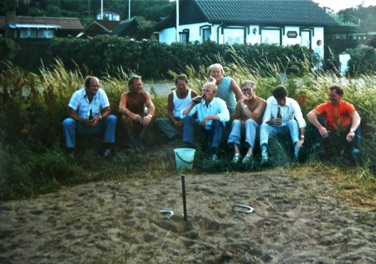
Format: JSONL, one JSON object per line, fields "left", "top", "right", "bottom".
{"left": 277, "top": 107, "right": 282, "bottom": 119}
{"left": 89, "top": 109, "right": 93, "bottom": 121}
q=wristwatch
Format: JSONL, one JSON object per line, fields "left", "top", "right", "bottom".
{"left": 99, "top": 115, "right": 103, "bottom": 120}
{"left": 300, "top": 135, "right": 305, "bottom": 139}
{"left": 350, "top": 129, "right": 355, "bottom": 133}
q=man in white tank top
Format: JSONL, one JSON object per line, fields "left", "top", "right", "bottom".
{"left": 156, "top": 74, "right": 198, "bottom": 139}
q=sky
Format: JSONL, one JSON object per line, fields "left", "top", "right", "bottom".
{"left": 313, "top": 0, "right": 375, "bottom": 13}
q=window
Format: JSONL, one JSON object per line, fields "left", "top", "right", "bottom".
{"left": 223, "top": 27, "right": 245, "bottom": 44}
{"left": 261, "top": 29, "right": 281, "bottom": 45}
{"left": 179, "top": 29, "right": 189, "bottom": 44}
{"left": 201, "top": 26, "right": 211, "bottom": 42}
{"left": 301, "top": 30, "right": 311, "bottom": 49}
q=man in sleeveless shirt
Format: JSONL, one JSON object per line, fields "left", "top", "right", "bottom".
{"left": 119, "top": 75, "right": 155, "bottom": 148}
{"left": 155, "top": 74, "right": 198, "bottom": 140}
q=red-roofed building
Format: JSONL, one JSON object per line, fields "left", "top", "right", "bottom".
{"left": 0, "top": 11, "right": 84, "bottom": 39}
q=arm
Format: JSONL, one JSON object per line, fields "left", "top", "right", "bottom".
{"left": 241, "top": 100, "right": 266, "bottom": 124}
{"left": 182, "top": 101, "right": 196, "bottom": 117}
{"left": 167, "top": 92, "right": 179, "bottom": 127}
{"left": 346, "top": 111, "right": 361, "bottom": 142}
{"left": 143, "top": 92, "right": 155, "bottom": 126}
{"left": 67, "top": 107, "right": 93, "bottom": 126}
{"left": 230, "top": 79, "right": 243, "bottom": 101}
{"left": 119, "top": 93, "right": 142, "bottom": 123}
{"left": 307, "top": 109, "right": 329, "bottom": 138}
{"left": 202, "top": 99, "right": 230, "bottom": 126}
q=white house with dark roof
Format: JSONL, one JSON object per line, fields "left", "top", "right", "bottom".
{"left": 154, "top": 0, "right": 339, "bottom": 52}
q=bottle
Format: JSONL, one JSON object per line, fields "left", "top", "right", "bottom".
{"left": 277, "top": 107, "right": 282, "bottom": 119}
{"left": 193, "top": 96, "right": 203, "bottom": 104}
{"left": 89, "top": 109, "right": 93, "bottom": 121}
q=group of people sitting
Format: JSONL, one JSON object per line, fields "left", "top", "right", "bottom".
{"left": 62, "top": 63, "right": 362, "bottom": 165}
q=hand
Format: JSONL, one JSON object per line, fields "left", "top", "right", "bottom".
{"left": 209, "top": 76, "right": 216, "bottom": 84}
{"left": 346, "top": 131, "right": 355, "bottom": 142}
{"left": 174, "top": 121, "right": 183, "bottom": 128}
{"left": 296, "top": 139, "right": 304, "bottom": 148}
{"left": 132, "top": 114, "right": 143, "bottom": 123}
{"left": 274, "top": 118, "right": 282, "bottom": 126}
{"left": 318, "top": 126, "right": 329, "bottom": 138}
{"left": 200, "top": 117, "right": 209, "bottom": 126}
{"left": 142, "top": 115, "right": 152, "bottom": 126}
{"left": 192, "top": 96, "right": 203, "bottom": 104}
{"left": 86, "top": 117, "right": 99, "bottom": 127}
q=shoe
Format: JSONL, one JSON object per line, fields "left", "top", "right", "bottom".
{"left": 260, "top": 153, "right": 269, "bottom": 166}
{"left": 260, "top": 144, "right": 269, "bottom": 165}
{"left": 102, "top": 148, "right": 112, "bottom": 158}
{"left": 242, "top": 155, "right": 253, "bottom": 165}
{"left": 351, "top": 148, "right": 361, "bottom": 164}
{"left": 211, "top": 153, "right": 219, "bottom": 162}
{"left": 231, "top": 153, "right": 242, "bottom": 163}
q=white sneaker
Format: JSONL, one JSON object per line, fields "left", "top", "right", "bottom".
{"left": 231, "top": 154, "right": 242, "bottom": 163}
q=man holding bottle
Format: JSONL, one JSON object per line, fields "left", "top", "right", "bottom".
{"left": 62, "top": 76, "right": 117, "bottom": 157}
{"left": 259, "top": 85, "right": 306, "bottom": 164}
{"left": 181, "top": 82, "right": 230, "bottom": 162}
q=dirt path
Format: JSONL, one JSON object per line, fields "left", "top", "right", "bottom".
{"left": 1, "top": 169, "right": 375, "bottom": 263}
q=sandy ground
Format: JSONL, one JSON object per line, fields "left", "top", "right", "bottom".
{"left": 1, "top": 161, "right": 375, "bottom": 263}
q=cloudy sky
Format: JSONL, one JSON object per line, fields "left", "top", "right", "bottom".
{"left": 313, "top": 0, "right": 375, "bottom": 12}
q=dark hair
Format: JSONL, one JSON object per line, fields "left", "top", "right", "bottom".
{"left": 329, "top": 85, "right": 344, "bottom": 96}
{"left": 128, "top": 75, "right": 142, "bottom": 87}
{"left": 175, "top": 74, "right": 188, "bottom": 85}
{"left": 272, "top": 85, "right": 288, "bottom": 99}
{"left": 84, "top": 76, "right": 98, "bottom": 89}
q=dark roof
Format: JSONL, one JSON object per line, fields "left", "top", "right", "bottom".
{"left": 8, "top": 16, "right": 83, "bottom": 30}
{"left": 84, "top": 19, "right": 120, "bottom": 35}
{"left": 155, "top": 0, "right": 338, "bottom": 31}
{"left": 111, "top": 18, "right": 139, "bottom": 36}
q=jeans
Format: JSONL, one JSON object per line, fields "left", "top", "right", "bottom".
{"left": 228, "top": 119, "right": 259, "bottom": 149}
{"left": 312, "top": 115, "right": 361, "bottom": 149}
{"left": 63, "top": 115, "right": 117, "bottom": 148}
{"left": 260, "top": 120, "right": 300, "bottom": 158}
{"left": 155, "top": 117, "right": 181, "bottom": 139}
{"left": 182, "top": 116, "right": 224, "bottom": 150}
{"left": 260, "top": 119, "right": 299, "bottom": 146}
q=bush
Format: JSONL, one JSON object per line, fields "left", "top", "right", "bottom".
{"left": 44, "top": 37, "right": 313, "bottom": 79}
{"left": 347, "top": 45, "right": 376, "bottom": 76}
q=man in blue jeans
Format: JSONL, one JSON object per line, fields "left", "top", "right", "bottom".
{"left": 307, "top": 85, "right": 361, "bottom": 161}
{"left": 181, "top": 82, "right": 230, "bottom": 162}
{"left": 260, "top": 86, "right": 306, "bottom": 165}
{"left": 155, "top": 74, "right": 198, "bottom": 140}
{"left": 62, "top": 76, "right": 117, "bottom": 157}
{"left": 227, "top": 80, "right": 266, "bottom": 165}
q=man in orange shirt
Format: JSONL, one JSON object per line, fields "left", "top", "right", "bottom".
{"left": 307, "top": 86, "right": 361, "bottom": 159}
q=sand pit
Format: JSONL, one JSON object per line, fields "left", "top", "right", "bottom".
{"left": 0, "top": 168, "right": 375, "bottom": 263}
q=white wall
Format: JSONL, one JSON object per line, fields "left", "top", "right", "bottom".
{"left": 159, "top": 24, "right": 325, "bottom": 56}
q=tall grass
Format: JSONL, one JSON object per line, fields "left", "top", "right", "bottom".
{"left": 0, "top": 57, "right": 375, "bottom": 203}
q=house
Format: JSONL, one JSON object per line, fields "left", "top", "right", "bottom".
{"left": 95, "top": 9, "right": 121, "bottom": 21}
{"left": 84, "top": 19, "right": 120, "bottom": 37}
{"left": 0, "top": 11, "right": 84, "bottom": 39}
{"left": 111, "top": 18, "right": 156, "bottom": 39}
{"left": 154, "top": 0, "right": 339, "bottom": 52}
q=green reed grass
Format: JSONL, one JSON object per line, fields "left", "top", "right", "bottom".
{"left": 0, "top": 58, "right": 375, "bottom": 204}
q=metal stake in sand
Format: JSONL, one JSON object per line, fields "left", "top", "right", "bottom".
{"left": 181, "top": 174, "right": 187, "bottom": 221}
